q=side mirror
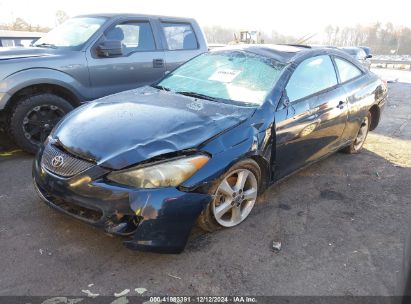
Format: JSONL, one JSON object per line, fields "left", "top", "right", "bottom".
{"left": 97, "top": 40, "right": 122, "bottom": 57}
{"left": 366, "top": 54, "right": 373, "bottom": 59}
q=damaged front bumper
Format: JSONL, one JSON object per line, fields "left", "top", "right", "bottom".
{"left": 32, "top": 148, "right": 212, "bottom": 253}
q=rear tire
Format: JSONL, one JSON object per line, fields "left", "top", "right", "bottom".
{"left": 197, "top": 159, "right": 261, "bottom": 232}
{"left": 9, "top": 93, "right": 73, "bottom": 154}
{"left": 342, "top": 112, "right": 371, "bottom": 154}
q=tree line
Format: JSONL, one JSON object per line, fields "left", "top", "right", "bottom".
{"left": 0, "top": 11, "right": 69, "bottom": 33}
{"left": 1, "top": 15, "right": 410, "bottom": 55}
{"left": 323, "top": 23, "right": 411, "bottom": 55}
{"left": 203, "top": 25, "right": 299, "bottom": 45}
{"left": 205, "top": 23, "right": 411, "bottom": 55}
{"left": 0, "top": 18, "right": 51, "bottom": 33}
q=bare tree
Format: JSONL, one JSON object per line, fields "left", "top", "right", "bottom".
{"left": 322, "top": 22, "right": 411, "bottom": 54}
{"left": 55, "top": 10, "right": 69, "bottom": 26}
{"left": 0, "top": 17, "right": 50, "bottom": 32}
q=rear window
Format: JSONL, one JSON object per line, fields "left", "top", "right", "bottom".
{"left": 356, "top": 49, "right": 367, "bottom": 59}
{"left": 335, "top": 57, "right": 362, "bottom": 83}
{"left": 161, "top": 22, "right": 198, "bottom": 50}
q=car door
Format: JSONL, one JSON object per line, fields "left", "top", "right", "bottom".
{"left": 86, "top": 18, "right": 165, "bottom": 99}
{"left": 274, "top": 55, "right": 348, "bottom": 180}
{"left": 157, "top": 21, "right": 204, "bottom": 73}
{"left": 333, "top": 56, "right": 369, "bottom": 143}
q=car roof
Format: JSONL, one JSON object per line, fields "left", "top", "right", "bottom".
{"left": 209, "top": 44, "right": 307, "bottom": 62}
{"left": 341, "top": 46, "right": 361, "bottom": 51}
{"left": 340, "top": 46, "right": 363, "bottom": 54}
{"left": 209, "top": 44, "right": 351, "bottom": 64}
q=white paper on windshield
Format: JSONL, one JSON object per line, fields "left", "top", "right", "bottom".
{"left": 208, "top": 68, "right": 241, "bottom": 83}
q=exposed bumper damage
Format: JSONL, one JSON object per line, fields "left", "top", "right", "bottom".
{"left": 33, "top": 147, "right": 212, "bottom": 253}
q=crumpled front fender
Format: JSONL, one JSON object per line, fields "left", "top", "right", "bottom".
{"left": 125, "top": 188, "right": 212, "bottom": 253}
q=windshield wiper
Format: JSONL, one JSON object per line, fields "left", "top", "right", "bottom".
{"left": 152, "top": 84, "right": 170, "bottom": 91}
{"left": 176, "top": 91, "right": 220, "bottom": 102}
{"left": 34, "top": 43, "right": 57, "bottom": 49}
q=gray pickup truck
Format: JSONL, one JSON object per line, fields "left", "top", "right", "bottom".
{"left": 0, "top": 14, "right": 208, "bottom": 153}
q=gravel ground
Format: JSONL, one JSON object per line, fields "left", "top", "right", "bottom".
{"left": 0, "top": 74, "right": 410, "bottom": 299}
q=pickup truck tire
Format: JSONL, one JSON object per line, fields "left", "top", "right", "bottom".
{"left": 9, "top": 93, "right": 73, "bottom": 154}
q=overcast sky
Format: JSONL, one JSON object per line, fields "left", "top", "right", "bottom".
{"left": 0, "top": 0, "right": 410, "bottom": 36}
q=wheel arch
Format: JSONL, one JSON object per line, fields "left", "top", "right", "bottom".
{"left": 5, "top": 83, "right": 81, "bottom": 112}
{"left": 369, "top": 104, "right": 380, "bottom": 131}
{"left": 248, "top": 154, "right": 271, "bottom": 191}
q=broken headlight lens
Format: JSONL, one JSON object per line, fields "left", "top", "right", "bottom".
{"left": 107, "top": 155, "right": 209, "bottom": 188}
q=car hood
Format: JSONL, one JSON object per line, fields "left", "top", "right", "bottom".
{"left": 0, "top": 47, "right": 57, "bottom": 61}
{"left": 53, "top": 86, "right": 256, "bottom": 170}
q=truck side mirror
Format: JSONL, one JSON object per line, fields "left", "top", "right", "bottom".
{"left": 366, "top": 54, "right": 373, "bottom": 59}
{"left": 97, "top": 40, "right": 123, "bottom": 57}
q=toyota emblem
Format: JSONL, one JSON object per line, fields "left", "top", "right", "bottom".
{"left": 51, "top": 155, "right": 64, "bottom": 168}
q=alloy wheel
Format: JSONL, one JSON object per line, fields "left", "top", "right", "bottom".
{"left": 22, "top": 104, "right": 65, "bottom": 146}
{"left": 212, "top": 169, "right": 258, "bottom": 227}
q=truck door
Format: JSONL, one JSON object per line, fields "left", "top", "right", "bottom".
{"left": 157, "top": 21, "right": 205, "bottom": 73}
{"left": 86, "top": 18, "right": 165, "bottom": 99}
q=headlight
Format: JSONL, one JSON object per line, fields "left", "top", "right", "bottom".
{"left": 107, "top": 154, "right": 209, "bottom": 188}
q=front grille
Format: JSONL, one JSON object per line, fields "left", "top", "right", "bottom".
{"left": 41, "top": 143, "right": 94, "bottom": 177}
{"left": 35, "top": 181, "right": 103, "bottom": 223}
{"left": 51, "top": 197, "right": 103, "bottom": 223}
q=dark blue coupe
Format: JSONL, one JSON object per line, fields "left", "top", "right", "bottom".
{"left": 33, "top": 45, "right": 388, "bottom": 253}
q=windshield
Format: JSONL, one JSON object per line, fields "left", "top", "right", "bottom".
{"left": 34, "top": 17, "right": 107, "bottom": 49}
{"left": 157, "top": 51, "right": 286, "bottom": 106}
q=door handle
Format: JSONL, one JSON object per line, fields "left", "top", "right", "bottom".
{"left": 307, "top": 109, "right": 315, "bottom": 116}
{"left": 153, "top": 59, "right": 164, "bottom": 68}
{"left": 337, "top": 100, "right": 345, "bottom": 109}
{"left": 308, "top": 106, "right": 319, "bottom": 116}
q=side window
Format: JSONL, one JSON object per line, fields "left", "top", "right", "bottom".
{"left": 17, "top": 39, "right": 34, "bottom": 47}
{"left": 286, "top": 55, "right": 338, "bottom": 102}
{"left": 356, "top": 49, "right": 366, "bottom": 60}
{"left": 105, "top": 21, "right": 155, "bottom": 55}
{"left": 1, "top": 39, "right": 15, "bottom": 47}
{"left": 161, "top": 22, "right": 198, "bottom": 50}
{"left": 335, "top": 57, "right": 362, "bottom": 83}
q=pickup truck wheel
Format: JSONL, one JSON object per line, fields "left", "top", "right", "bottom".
{"left": 342, "top": 112, "right": 371, "bottom": 154}
{"left": 9, "top": 94, "right": 73, "bottom": 154}
{"left": 197, "top": 159, "right": 261, "bottom": 232}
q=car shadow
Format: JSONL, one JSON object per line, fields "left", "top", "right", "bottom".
{"left": 0, "top": 130, "right": 26, "bottom": 158}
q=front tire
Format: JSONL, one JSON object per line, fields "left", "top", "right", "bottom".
{"left": 197, "top": 159, "right": 261, "bottom": 232}
{"left": 9, "top": 93, "right": 73, "bottom": 154}
{"left": 342, "top": 112, "right": 371, "bottom": 154}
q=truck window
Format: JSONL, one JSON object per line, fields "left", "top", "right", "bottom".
{"left": 161, "top": 22, "right": 198, "bottom": 50}
{"left": 1, "top": 39, "right": 15, "bottom": 47}
{"left": 105, "top": 21, "right": 156, "bottom": 55}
